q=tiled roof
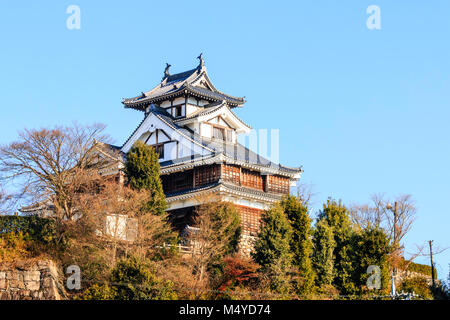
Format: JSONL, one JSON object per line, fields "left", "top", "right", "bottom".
{"left": 122, "top": 63, "right": 245, "bottom": 109}
{"left": 120, "top": 105, "right": 301, "bottom": 176}
{"left": 165, "top": 180, "right": 283, "bottom": 202}
{"left": 153, "top": 108, "right": 301, "bottom": 175}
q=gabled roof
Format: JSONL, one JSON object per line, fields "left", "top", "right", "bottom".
{"left": 121, "top": 106, "right": 302, "bottom": 178}
{"left": 120, "top": 106, "right": 216, "bottom": 155}
{"left": 122, "top": 58, "right": 245, "bottom": 110}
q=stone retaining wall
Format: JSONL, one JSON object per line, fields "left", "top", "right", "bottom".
{"left": 0, "top": 260, "right": 65, "bottom": 300}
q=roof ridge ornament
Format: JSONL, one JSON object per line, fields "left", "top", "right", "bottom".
{"left": 163, "top": 63, "right": 171, "bottom": 79}
{"left": 197, "top": 53, "right": 205, "bottom": 70}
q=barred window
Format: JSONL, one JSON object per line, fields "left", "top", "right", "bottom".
{"left": 213, "top": 126, "right": 225, "bottom": 140}
{"left": 241, "top": 169, "right": 263, "bottom": 191}
{"left": 222, "top": 164, "right": 240, "bottom": 184}
{"left": 267, "top": 175, "right": 290, "bottom": 194}
{"left": 194, "top": 165, "right": 220, "bottom": 186}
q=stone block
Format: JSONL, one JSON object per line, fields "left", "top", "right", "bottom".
{"left": 9, "top": 279, "right": 25, "bottom": 290}
{"left": 42, "top": 277, "right": 54, "bottom": 288}
{"left": 23, "top": 271, "right": 41, "bottom": 282}
{"left": 24, "top": 280, "right": 40, "bottom": 291}
{"left": 12, "top": 272, "right": 23, "bottom": 281}
{"left": 0, "top": 279, "right": 7, "bottom": 290}
{"left": 0, "top": 291, "right": 10, "bottom": 300}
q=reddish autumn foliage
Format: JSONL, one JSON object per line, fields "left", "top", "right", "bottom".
{"left": 218, "top": 255, "right": 260, "bottom": 294}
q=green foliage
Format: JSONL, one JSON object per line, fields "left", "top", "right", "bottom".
{"left": 400, "top": 276, "right": 433, "bottom": 299}
{"left": 111, "top": 256, "right": 177, "bottom": 300}
{"left": 351, "top": 227, "right": 391, "bottom": 295}
{"left": 280, "top": 195, "right": 315, "bottom": 294}
{"left": 312, "top": 219, "right": 335, "bottom": 286}
{"left": 78, "top": 284, "right": 116, "bottom": 300}
{"left": 0, "top": 215, "right": 56, "bottom": 244}
{"left": 0, "top": 231, "right": 31, "bottom": 260}
{"left": 212, "top": 202, "right": 241, "bottom": 255}
{"left": 125, "top": 141, "right": 167, "bottom": 216}
{"left": 252, "top": 203, "right": 293, "bottom": 269}
{"left": 252, "top": 203, "right": 293, "bottom": 294}
{"left": 405, "top": 261, "right": 437, "bottom": 278}
{"left": 318, "top": 199, "right": 355, "bottom": 294}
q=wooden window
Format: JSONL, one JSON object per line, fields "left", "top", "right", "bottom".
{"left": 226, "top": 129, "right": 233, "bottom": 143}
{"left": 236, "top": 205, "right": 264, "bottom": 236}
{"left": 241, "top": 169, "right": 263, "bottom": 191}
{"left": 153, "top": 144, "right": 164, "bottom": 159}
{"left": 213, "top": 126, "right": 225, "bottom": 140}
{"left": 267, "top": 175, "right": 290, "bottom": 194}
{"left": 162, "top": 170, "right": 193, "bottom": 193}
{"left": 174, "top": 105, "right": 183, "bottom": 117}
{"left": 194, "top": 165, "right": 220, "bottom": 186}
{"left": 221, "top": 164, "right": 240, "bottom": 185}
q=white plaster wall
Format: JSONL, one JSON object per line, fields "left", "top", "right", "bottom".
{"left": 160, "top": 101, "right": 171, "bottom": 108}
{"left": 186, "top": 104, "right": 200, "bottom": 117}
{"left": 200, "top": 123, "right": 212, "bottom": 138}
{"left": 167, "top": 194, "right": 272, "bottom": 211}
{"left": 173, "top": 97, "right": 185, "bottom": 105}
{"left": 164, "top": 141, "right": 178, "bottom": 161}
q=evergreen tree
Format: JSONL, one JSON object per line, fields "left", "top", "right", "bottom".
{"left": 125, "top": 141, "right": 167, "bottom": 216}
{"left": 252, "top": 203, "right": 293, "bottom": 294}
{"left": 280, "top": 195, "right": 315, "bottom": 294}
{"left": 352, "top": 227, "right": 391, "bottom": 295}
{"left": 318, "top": 198, "right": 355, "bottom": 294}
{"left": 312, "top": 219, "right": 336, "bottom": 286}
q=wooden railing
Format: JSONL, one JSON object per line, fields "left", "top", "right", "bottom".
{"left": 155, "top": 243, "right": 193, "bottom": 254}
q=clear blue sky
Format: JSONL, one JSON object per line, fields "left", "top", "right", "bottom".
{"left": 1, "top": 1, "right": 449, "bottom": 280}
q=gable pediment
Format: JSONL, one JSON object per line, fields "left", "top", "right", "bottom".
{"left": 121, "top": 112, "right": 214, "bottom": 162}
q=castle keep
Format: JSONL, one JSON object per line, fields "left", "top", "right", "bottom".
{"left": 120, "top": 55, "right": 302, "bottom": 254}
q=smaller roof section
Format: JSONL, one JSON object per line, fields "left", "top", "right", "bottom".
{"left": 174, "top": 100, "right": 251, "bottom": 134}
{"left": 122, "top": 55, "right": 246, "bottom": 111}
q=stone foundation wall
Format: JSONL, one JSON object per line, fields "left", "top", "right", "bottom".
{"left": 0, "top": 260, "right": 65, "bottom": 300}
{"left": 238, "top": 234, "right": 257, "bottom": 257}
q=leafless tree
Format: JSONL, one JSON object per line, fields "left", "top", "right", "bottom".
{"left": 76, "top": 181, "right": 176, "bottom": 266}
{"left": 350, "top": 193, "right": 417, "bottom": 271}
{"left": 350, "top": 193, "right": 416, "bottom": 244}
{"left": 296, "top": 182, "right": 316, "bottom": 207}
{"left": 0, "top": 123, "right": 113, "bottom": 222}
{"left": 349, "top": 202, "right": 384, "bottom": 231}
{"left": 0, "top": 186, "right": 15, "bottom": 215}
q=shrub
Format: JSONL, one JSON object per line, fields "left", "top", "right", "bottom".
{"left": 216, "top": 255, "right": 260, "bottom": 299}
{"left": 400, "top": 276, "right": 433, "bottom": 299}
{"left": 0, "top": 215, "right": 56, "bottom": 244}
{"left": 0, "top": 231, "right": 31, "bottom": 261}
{"left": 404, "top": 260, "right": 437, "bottom": 278}
{"left": 111, "top": 256, "right": 178, "bottom": 300}
{"left": 78, "top": 284, "right": 116, "bottom": 300}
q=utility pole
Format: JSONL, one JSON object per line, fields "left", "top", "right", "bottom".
{"left": 387, "top": 201, "right": 398, "bottom": 297}
{"left": 429, "top": 240, "right": 435, "bottom": 288}
{"left": 393, "top": 202, "right": 398, "bottom": 255}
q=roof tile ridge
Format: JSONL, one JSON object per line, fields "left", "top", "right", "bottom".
{"left": 121, "top": 113, "right": 150, "bottom": 148}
